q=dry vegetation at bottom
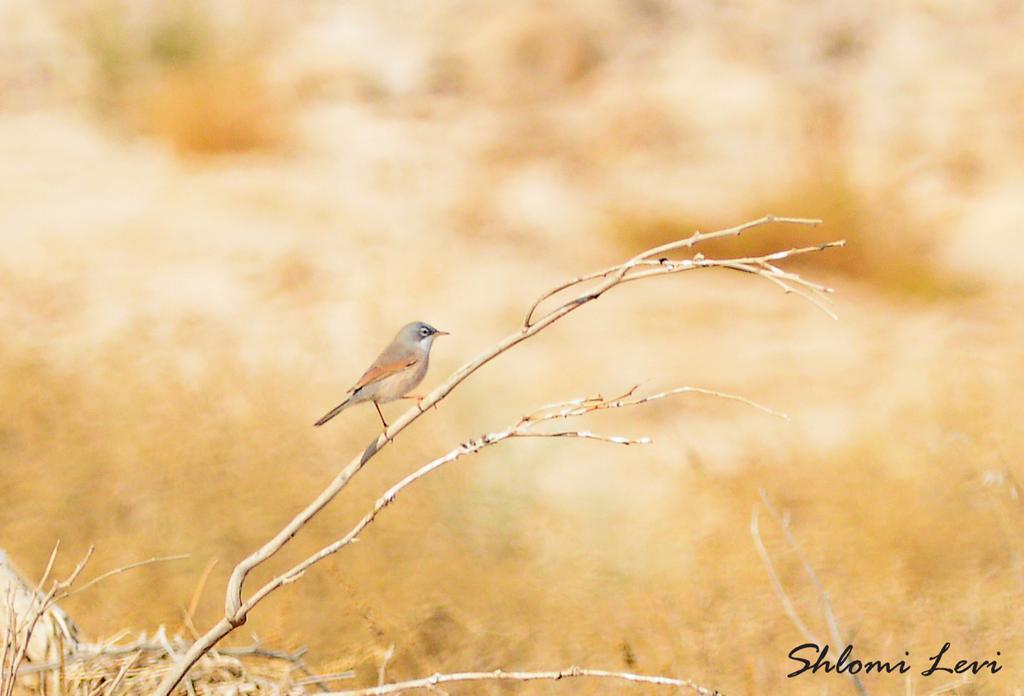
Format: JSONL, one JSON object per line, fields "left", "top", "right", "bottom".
{"left": 1, "top": 0, "right": 1021, "bottom": 692}
{"left": 1, "top": 282, "right": 1022, "bottom": 694}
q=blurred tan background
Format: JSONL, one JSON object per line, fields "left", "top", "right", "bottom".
{"left": 2, "top": 1, "right": 1023, "bottom": 693}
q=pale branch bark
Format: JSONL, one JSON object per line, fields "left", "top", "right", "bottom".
{"left": 325, "top": 666, "right": 721, "bottom": 695}
{"left": 236, "top": 386, "right": 780, "bottom": 612}
{"left": 156, "top": 215, "right": 840, "bottom": 695}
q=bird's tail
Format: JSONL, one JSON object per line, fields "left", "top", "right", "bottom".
{"left": 314, "top": 397, "right": 353, "bottom": 427}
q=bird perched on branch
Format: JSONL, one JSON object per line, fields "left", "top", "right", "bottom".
{"left": 314, "top": 321, "right": 448, "bottom": 428}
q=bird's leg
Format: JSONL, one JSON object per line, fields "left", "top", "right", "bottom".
{"left": 374, "top": 401, "right": 389, "bottom": 428}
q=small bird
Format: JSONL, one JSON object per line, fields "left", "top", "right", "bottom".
{"left": 314, "top": 321, "right": 448, "bottom": 428}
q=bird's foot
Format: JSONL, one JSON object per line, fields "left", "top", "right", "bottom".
{"left": 402, "top": 394, "right": 428, "bottom": 411}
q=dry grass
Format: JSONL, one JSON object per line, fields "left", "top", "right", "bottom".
{"left": 10, "top": 640, "right": 316, "bottom": 695}
{"left": 1, "top": 0, "right": 1023, "bottom": 693}
{"left": 2, "top": 252, "right": 1021, "bottom": 695}
{"left": 67, "top": 0, "right": 292, "bottom": 154}
{"left": 131, "top": 60, "right": 287, "bottom": 155}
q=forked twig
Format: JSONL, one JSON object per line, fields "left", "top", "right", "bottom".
{"left": 523, "top": 216, "right": 839, "bottom": 326}
{"left": 240, "top": 386, "right": 779, "bottom": 609}
{"left": 1, "top": 545, "right": 92, "bottom": 696}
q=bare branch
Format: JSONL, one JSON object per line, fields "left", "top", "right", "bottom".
{"left": 326, "top": 665, "right": 720, "bottom": 695}
{"left": 240, "top": 385, "right": 776, "bottom": 612}
{"left": 155, "top": 216, "right": 841, "bottom": 695}
{"left": 605, "top": 241, "right": 846, "bottom": 321}
{"left": 529, "top": 386, "right": 788, "bottom": 423}
{"left": 36, "top": 544, "right": 61, "bottom": 596}
{"left": 523, "top": 216, "right": 832, "bottom": 326}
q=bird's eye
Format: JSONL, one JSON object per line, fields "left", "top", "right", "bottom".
{"left": 420, "top": 327, "right": 431, "bottom": 336}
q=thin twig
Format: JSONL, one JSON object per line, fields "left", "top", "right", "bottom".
{"left": 186, "top": 559, "right": 218, "bottom": 627}
{"left": 326, "top": 666, "right": 720, "bottom": 695}
{"left": 65, "top": 555, "right": 189, "bottom": 599}
{"left": 750, "top": 509, "right": 817, "bottom": 644}
{"left": 297, "top": 671, "right": 357, "bottom": 686}
{"left": 756, "top": 491, "right": 869, "bottom": 696}
{"left": 529, "top": 385, "right": 788, "bottom": 422}
{"left": 523, "top": 215, "right": 825, "bottom": 326}
{"left": 183, "top": 558, "right": 219, "bottom": 642}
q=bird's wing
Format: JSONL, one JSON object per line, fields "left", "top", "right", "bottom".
{"left": 350, "top": 357, "right": 419, "bottom": 393}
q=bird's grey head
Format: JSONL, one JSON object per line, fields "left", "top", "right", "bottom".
{"left": 399, "top": 321, "right": 448, "bottom": 351}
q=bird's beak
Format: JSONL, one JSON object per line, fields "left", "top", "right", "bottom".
{"left": 435, "top": 330, "right": 450, "bottom": 336}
